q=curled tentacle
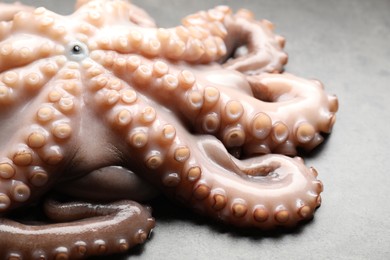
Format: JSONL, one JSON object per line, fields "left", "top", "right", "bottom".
{"left": 83, "top": 65, "right": 322, "bottom": 228}
{"left": 0, "top": 199, "right": 155, "bottom": 259}
{"left": 221, "top": 9, "right": 288, "bottom": 74}
{"left": 193, "top": 72, "right": 338, "bottom": 156}
{"left": 187, "top": 137, "right": 322, "bottom": 228}
{"left": 243, "top": 73, "right": 338, "bottom": 155}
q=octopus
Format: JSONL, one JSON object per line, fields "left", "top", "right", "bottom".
{"left": 0, "top": 0, "right": 338, "bottom": 259}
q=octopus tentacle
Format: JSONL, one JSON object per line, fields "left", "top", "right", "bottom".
{"left": 194, "top": 73, "right": 337, "bottom": 155}
{"left": 0, "top": 199, "right": 155, "bottom": 259}
{"left": 1, "top": 7, "right": 70, "bottom": 43}
{"left": 0, "top": 3, "right": 34, "bottom": 22}
{"left": 83, "top": 62, "right": 322, "bottom": 228}
{"left": 188, "top": 137, "right": 322, "bottom": 227}
{"left": 0, "top": 57, "right": 64, "bottom": 108}
{"left": 0, "top": 36, "right": 61, "bottom": 74}
{"left": 0, "top": 61, "right": 82, "bottom": 212}
{"left": 88, "top": 21, "right": 227, "bottom": 62}
{"left": 192, "top": 72, "right": 337, "bottom": 156}
{"left": 76, "top": 0, "right": 157, "bottom": 28}
{"left": 89, "top": 51, "right": 337, "bottom": 156}
{"left": 83, "top": 2, "right": 285, "bottom": 69}
{"left": 0, "top": 0, "right": 338, "bottom": 258}
{"left": 79, "top": 4, "right": 228, "bottom": 62}
{"left": 183, "top": 7, "right": 287, "bottom": 73}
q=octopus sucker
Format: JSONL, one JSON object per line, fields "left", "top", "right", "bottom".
{"left": 177, "top": 137, "right": 323, "bottom": 228}
{"left": 0, "top": 0, "right": 338, "bottom": 258}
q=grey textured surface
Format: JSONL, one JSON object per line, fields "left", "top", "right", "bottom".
{"left": 2, "top": 0, "right": 390, "bottom": 259}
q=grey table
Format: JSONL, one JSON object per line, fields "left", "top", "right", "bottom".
{"left": 2, "top": 0, "right": 389, "bottom": 259}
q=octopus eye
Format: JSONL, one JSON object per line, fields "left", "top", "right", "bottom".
{"left": 66, "top": 41, "right": 89, "bottom": 61}
{"left": 72, "top": 45, "right": 82, "bottom": 54}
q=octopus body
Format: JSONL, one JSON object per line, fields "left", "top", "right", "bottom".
{"left": 0, "top": 1, "right": 338, "bottom": 259}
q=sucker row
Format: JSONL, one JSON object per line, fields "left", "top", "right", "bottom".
{"left": 0, "top": 62, "right": 81, "bottom": 212}
{"left": 77, "top": 2, "right": 285, "bottom": 70}
{"left": 89, "top": 51, "right": 338, "bottom": 156}
{"left": 83, "top": 62, "right": 324, "bottom": 228}
{"left": 75, "top": 2, "right": 230, "bottom": 63}
{"left": 0, "top": 200, "right": 155, "bottom": 259}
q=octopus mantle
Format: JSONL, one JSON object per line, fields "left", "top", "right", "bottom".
{"left": 0, "top": 0, "right": 338, "bottom": 259}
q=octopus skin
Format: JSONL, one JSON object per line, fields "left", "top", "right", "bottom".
{"left": 0, "top": 0, "right": 338, "bottom": 259}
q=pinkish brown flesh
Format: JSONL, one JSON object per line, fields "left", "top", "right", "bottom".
{"left": 0, "top": 0, "right": 337, "bottom": 258}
